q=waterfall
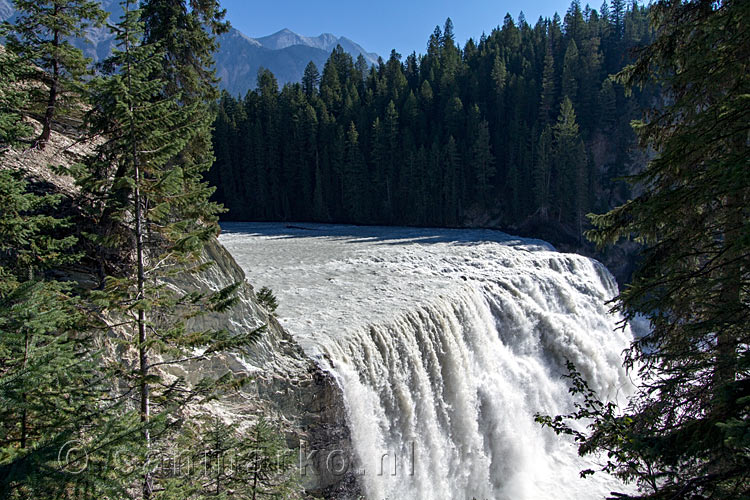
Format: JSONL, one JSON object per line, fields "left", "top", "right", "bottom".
{"left": 220, "top": 223, "right": 634, "bottom": 499}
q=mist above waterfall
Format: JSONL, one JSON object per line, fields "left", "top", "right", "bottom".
{"left": 220, "top": 223, "right": 635, "bottom": 499}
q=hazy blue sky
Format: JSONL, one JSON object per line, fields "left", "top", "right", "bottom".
{"left": 220, "top": 0, "right": 585, "bottom": 58}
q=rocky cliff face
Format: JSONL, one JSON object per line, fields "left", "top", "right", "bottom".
{"left": 175, "top": 239, "right": 361, "bottom": 498}
{"left": 2, "top": 119, "right": 361, "bottom": 499}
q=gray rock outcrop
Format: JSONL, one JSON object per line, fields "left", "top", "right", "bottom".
{"left": 162, "top": 239, "right": 362, "bottom": 498}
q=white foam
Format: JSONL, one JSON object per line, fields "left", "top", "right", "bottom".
{"left": 220, "top": 223, "right": 634, "bottom": 500}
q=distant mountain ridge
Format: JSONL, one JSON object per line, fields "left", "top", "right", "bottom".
{"left": 0, "top": 3, "right": 380, "bottom": 96}
{"left": 255, "top": 28, "right": 379, "bottom": 64}
{"left": 218, "top": 28, "right": 380, "bottom": 95}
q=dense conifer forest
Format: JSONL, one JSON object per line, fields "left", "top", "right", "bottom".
{"left": 1, "top": 0, "right": 747, "bottom": 497}
{"left": 0, "top": 1, "right": 296, "bottom": 497}
{"left": 208, "top": 0, "right": 655, "bottom": 245}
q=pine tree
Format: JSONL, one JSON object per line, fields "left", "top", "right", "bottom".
{"left": 610, "top": 0, "right": 626, "bottom": 40}
{"left": 561, "top": 39, "right": 580, "bottom": 101}
{"left": 442, "top": 136, "right": 461, "bottom": 225}
{"left": 538, "top": 40, "right": 556, "bottom": 126}
{"left": 302, "top": 61, "right": 320, "bottom": 98}
{"left": 3, "top": 0, "right": 106, "bottom": 149}
{"left": 540, "top": 1, "right": 750, "bottom": 498}
{"left": 553, "top": 97, "right": 587, "bottom": 227}
{"left": 205, "top": 0, "right": 653, "bottom": 234}
{"left": 141, "top": 0, "right": 229, "bottom": 102}
{"left": 533, "top": 125, "right": 554, "bottom": 218}
{"left": 169, "top": 416, "right": 297, "bottom": 499}
{"left": 471, "top": 118, "right": 495, "bottom": 208}
{"left": 320, "top": 55, "right": 343, "bottom": 116}
{"left": 0, "top": 46, "right": 32, "bottom": 150}
{"left": 564, "top": 0, "right": 586, "bottom": 42}
{"left": 244, "top": 418, "right": 297, "bottom": 500}
{"left": 82, "top": 2, "right": 258, "bottom": 496}
{"left": 491, "top": 53, "right": 507, "bottom": 102}
{"left": 0, "top": 127, "right": 115, "bottom": 498}
{"left": 140, "top": 0, "right": 227, "bottom": 231}
{"left": 342, "top": 121, "right": 365, "bottom": 221}
{"left": 598, "top": 77, "right": 617, "bottom": 132}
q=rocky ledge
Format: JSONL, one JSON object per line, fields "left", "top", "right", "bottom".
{"left": 3, "top": 121, "right": 361, "bottom": 499}
{"left": 175, "top": 239, "right": 362, "bottom": 498}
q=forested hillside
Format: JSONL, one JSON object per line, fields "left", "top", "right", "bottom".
{"left": 0, "top": 1, "right": 303, "bottom": 497}
{"left": 209, "top": 0, "right": 655, "bottom": 246}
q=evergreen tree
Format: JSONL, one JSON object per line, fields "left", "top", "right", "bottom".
{"left": 533, "top": 125, "right": 554, "bottom": 218}
{"left": 3, "top": 0, "right": 106, "bottom": 149}
{"left": 207, "top": 2, "right": 652, "bottom": 238}
{"left": 141, "top": 0, "right": 229, "bottom": 103}
{"left": 83, "top": 2, "right": 257, "bottom": 496}
{"left": 0, "top": 46, "right": 32, "bottom": 150}
{"left": 564, "top": 0, "right": 586, "bottom": 42}
{"left": 342, "top": 121, "right": 366, "bottom": 221}
{"left": 0, "top": 42, "right": 112, "bottom": 499}
{"left": 553, "top": 97, "right": 587, "bottom": 228}
{"left": 540, "top": 1, "right": 750, "bottom": 498}
{"left": 140, "top": 0, "right": 227, "bottom": 231}
{"left": 0, "top": 169, "right": 87, "bottom": 499}
{"left": 302, "top": 61, "right": 320, "bottom": 97}
{"left": 243, "top": 418, "right": 297, "bottom": 499}
{"left": 169, "top": 416, "right": 297, "bottom": 499}
{"left": 0, "top": 69, "right": 124, "bottom": 496}
{"left": 471, "top": 118, "right": 495, "bottom": 208}
{"left": 598, "top": 77, "right": 616, "bottom": 132}
{"left": 610, "top": 0, "right": 626, "bottom": 39}
{"left": 442, "top": 136, "right": 461, "bottom": 225}
{"left": 561, "top": 39, "right": 580, "bottom": 100}
{"left": 538, "top": 40, "right": 556, "bottom": 126}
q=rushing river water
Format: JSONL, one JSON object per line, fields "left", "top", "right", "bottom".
{"left": 219, "top": 222, "right": 635, "bottom": 500}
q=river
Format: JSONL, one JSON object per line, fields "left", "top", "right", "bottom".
{"left": 219, "top": 222, "right": 635, "bottom": 500}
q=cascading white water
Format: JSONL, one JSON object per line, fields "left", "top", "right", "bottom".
{"left": 219, "top": 223, "right": 635, "bottom": 499}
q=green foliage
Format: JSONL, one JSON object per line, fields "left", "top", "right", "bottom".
{"left": 1, "top": 0, "right": 285, "bottom": 497}
{"left": 302, "top": 61, "right": 321, "bottom": 97}
{"left": 242, "top": 418, "right": 298, "bottom": 499}
{"left": 3, "top": 0, "right": 107, "bottom": 147}
{"left": 140, "top": 0, "right": 227, "bottom": 231}
{"left": 0, "top": 46, "right": 32, "bottom": 150}
{"left": 76, "top": 1, "right": 258, "bottom": 496}
{"left": 544, "top": 0, "right": 750, "bottom": 498}
{"left": 0, "top": 170, "right": 78, "bottom": 277}
{"left": 0, "top": 277, "right": 104, "bottom": 499}
{"left": 157, "top": 416, "right": 298, "bottom": 499}
{"left": 553, "top": 98, "right": 589, "bottom": 234}
{"left": 209, "top": 1, "right": 654, "bottom": 243}
{"left": 256, "top": 287, "right": 279, "bottom": 315}
{"left": 0, "top": 155, "right": 113, "bottom": 499}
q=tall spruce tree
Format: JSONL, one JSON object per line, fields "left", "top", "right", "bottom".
{"left": 539, "top": 1, "right": 750, "bottom": 498}
{"left": 3, "top": 0, "right": 106, "bottom": 149}
{"left": 0, "top": 45, "right": 32, "bottom": 151}
{"left": 533, "top": 125, "right": 554, "bottom": 218}
{"left": 207, "top": 0, "right": 653, "bottom": 235}
{"left": 471, "top": 118, "right": 495, "bottom": 208}
{"left": 0, "top": 48, "right": 114, "bottom": 499}
{"left": 302, "top": 61, "right": 320, "bottom": 97}
{"left": 553, "top": 97, "right": 587, "bottom": 228}
{"left": 140, "top": 0, "right": 227, "bottom": 231}
{"left": 82, "top": 2, "right": 257, "bottom": 496}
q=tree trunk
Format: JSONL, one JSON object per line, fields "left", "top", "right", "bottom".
{"left": 124, "top": 2, "right": 152, "bottom": 496}
{"left": 714, "top": 190, "right": 742, "bottom": 411}
{"left": 37, "top": 7, "right": 61, "bottom": 150}
{"left": 20, "top": 329, "right": 29, "bottom": 449}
